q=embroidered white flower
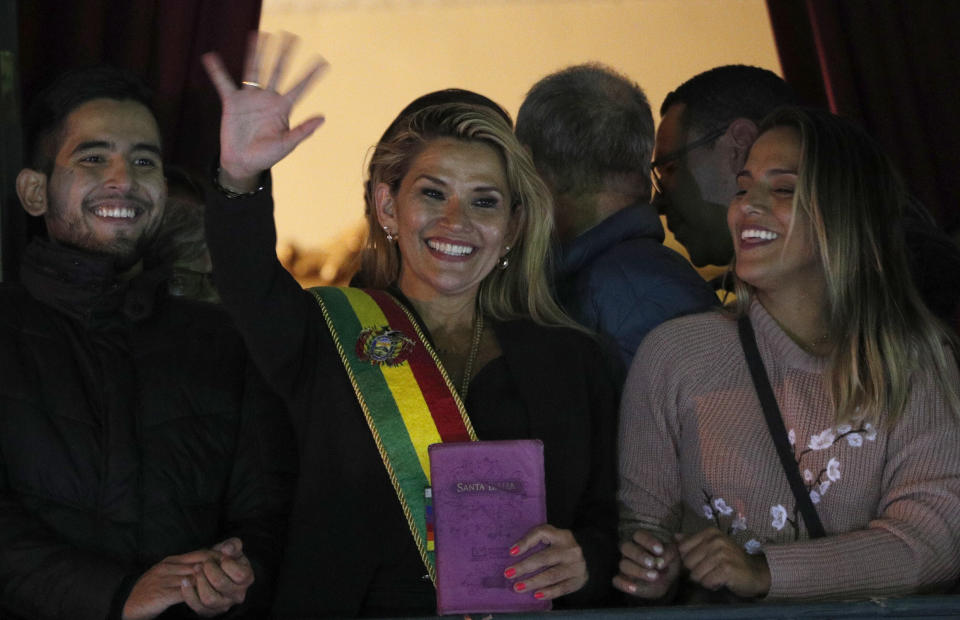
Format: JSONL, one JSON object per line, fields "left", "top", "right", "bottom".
{"left": 809, "top": 490, "right": 821, "bottom": 504}
{"left": 702, "top": 504, "right": 714, "bottom": 519}
{"left": 731, "top": 513, "right": 747, "bottom": 533}
{"left": 864, "top": 422, "right": 877, "bottom": 441}
{"left": 803, "top": 469, "right": 814, "bottom": 483}
{"left": 713, "top": 497, "right": 734, "bottom": 516}
{"left": 836, "top": 423, "right": 852, "bottom": 434}
{"left": 808, "top": 428, "right": 836, "bottom": 450}
{"left": 819, "top": 480, "right": 831, "bottom": 494}
{"left": 744, "top": 539, "right": 763, "bottom": 555}
{"left": 788, "top": 428, "right": 796, "bottom": 446}
{"left": 826, "top": 457, "right": 841, "bottom": 482}
{"left": 847, "top": 433, "right": 863, "bottom": 447}
{"left": 771, "top": 504, "right": 787, "bottom": 530}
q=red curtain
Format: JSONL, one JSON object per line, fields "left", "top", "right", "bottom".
{"left": 766, "top": 0, "right": 960, "bottom": 233}
{"left": 19, "top": 0, "right": 261, "bottom": 174}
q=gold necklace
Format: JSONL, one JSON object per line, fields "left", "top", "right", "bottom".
{"left": 459, "top": 312, "right": 484, "bottom": 401}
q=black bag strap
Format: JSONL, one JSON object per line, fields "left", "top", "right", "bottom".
{"left": 737, "top": 314, "right": 827, "bottom": 539}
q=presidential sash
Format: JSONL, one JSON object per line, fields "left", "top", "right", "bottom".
{"left": 309, "top": 287, "right": 478, "bottom": 583}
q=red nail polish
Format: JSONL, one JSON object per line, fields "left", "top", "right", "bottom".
{"left": 534, "top": 591, "right": 545, "bottom": 600}
{"left": 515, "top": 582, "right": 526, "bottom": 592}
{"left": 509, "top": 545, "right": 519, "bottom": 556}
{"left": 504, "top": 567, "right": 516, "bottom": 578}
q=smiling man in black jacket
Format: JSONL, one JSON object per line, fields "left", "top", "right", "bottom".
{"left": 0, "top": 66, "right": 295, "bottom": 620}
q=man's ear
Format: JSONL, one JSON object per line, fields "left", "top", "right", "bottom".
{"left": 374, "top": 182, "right": 397, "bottom": 231}
{"left": 16, "top": 168, "right": 49, "bottom": 216}
{"left": 726, "top": 118, "right": 760, "bottom": 172}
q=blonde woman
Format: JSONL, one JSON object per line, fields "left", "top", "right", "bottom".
{"left": 617, "top": 107, "right": 960, "bottom": 602}
{"left": 201, "top": 37, "right": 618, "bottom": 617}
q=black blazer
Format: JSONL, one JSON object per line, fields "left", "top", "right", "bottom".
{"left": 205, "top": 182, "right": 619, "bottom": 617}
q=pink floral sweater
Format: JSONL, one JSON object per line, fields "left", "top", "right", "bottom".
{"left": 618, "top": 301, "right": 960, "bottom": 601}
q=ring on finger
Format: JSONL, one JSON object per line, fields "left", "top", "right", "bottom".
{"left": 241, "top": 80, "right": 263, "bottom": 89}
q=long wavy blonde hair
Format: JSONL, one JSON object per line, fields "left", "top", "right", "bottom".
{"left": 359, "top": 102, "right": 577, "bottom": 329}
{"left": 735, "top": 107, "right": 958, "bottom": 426}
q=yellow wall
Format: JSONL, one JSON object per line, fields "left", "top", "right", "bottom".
{"left": 260, "top": 0, "right": 781, "bottom": 266}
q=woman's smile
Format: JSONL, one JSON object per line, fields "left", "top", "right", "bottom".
{"left": 425, "top": 237, "right": 476, "bottom": 259}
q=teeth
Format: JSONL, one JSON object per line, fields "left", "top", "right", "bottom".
{"left": 741, "top": 228, "right": 779, "bottom": 241}
{"left": 94, "top": 206, "right": 136, "bottom": 219}
{"left": 427, "top": 240, "right": 474, "bottom": 256}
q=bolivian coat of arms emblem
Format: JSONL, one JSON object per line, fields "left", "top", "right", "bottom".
{"left": 356, "top": 326, "right": 415, "bottom": 366}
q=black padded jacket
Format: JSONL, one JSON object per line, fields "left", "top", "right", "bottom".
{"left": 0, "top": 239, "right": 297, "bottom": 620}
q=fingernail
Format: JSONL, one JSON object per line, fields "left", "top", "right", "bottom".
{"left": 504, "top": 567, "right": 516, "bottom": 578}
{"left": 509, "top": 545, "right": 519, "bottom": 556}
{"left": 534, "top": 591, "right": 545, "bottom": 599}
{"left": 643, "top": 557, "right": 654, "bottom": 569}
{"left": 514, "top": 582, "right": 526, "bottom": 592}
{"left": 646, "top": 570, "right": 658, "bottom": 580}
{"left": 656, "top": 557, "right": 665, "bottom": 570}
{"left": 627, "top": 583, "right": 637, "bottom": 593}
{"left": 653, "top": 543, "right": 663, "bottom": 555}
{"left": 181, "top": 578, "right": 190, "bottom": 588}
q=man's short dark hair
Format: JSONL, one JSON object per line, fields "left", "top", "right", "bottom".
{"left": 661, "top": 65, "right": 796, "bottom": 141}
{"left": 24, "top": 65, "right": 156, "bottom": 174}
{"left": 516, "top": 63, "right": 654, "bottom": 197}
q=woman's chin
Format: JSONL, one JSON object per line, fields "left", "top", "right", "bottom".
{"left": 398, "top": 275, "right": 483, "bottom": 301}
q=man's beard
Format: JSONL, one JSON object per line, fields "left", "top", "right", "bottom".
{"left": 654, "top": 184, "right": 734, "bottom": 267}
{"left": 45, "top": 193, "right": 158, "bottom": 272}
{"left": 59, "top": 230, "right": 150, "bottom": 272}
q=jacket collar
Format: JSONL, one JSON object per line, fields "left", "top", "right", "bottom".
{"left": 558, "top": 202, "right": 665, "bottom": 276}
{"left": 20, "top": 238, "right": 167, "bottom": 326}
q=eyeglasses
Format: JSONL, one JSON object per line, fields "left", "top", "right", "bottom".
{"left": 650, "top": 125, "right": 727, "bottom": 196}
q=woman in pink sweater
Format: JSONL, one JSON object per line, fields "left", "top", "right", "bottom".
{"left": 617, "top": 107, "right": 960, "bottom": 602}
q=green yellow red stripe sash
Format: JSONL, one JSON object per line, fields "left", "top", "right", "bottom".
{"left": 309, "top": 287, "right": 477, "bottom": 583}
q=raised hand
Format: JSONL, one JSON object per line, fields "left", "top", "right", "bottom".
{"left": 502, "top": 524, "right": 587, "bottom": 601}
{"left": 676, "top": 528, "right": 770, "bottom": 598}
{"left": 613, "top": 528, "right": 680, "bottom": 599}
{"left": 202, "top": 32, "right": 327, "bottom": 192}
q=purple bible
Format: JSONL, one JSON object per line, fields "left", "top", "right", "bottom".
{"left": 429, "top": 439, "right": 551, "bottom": 614}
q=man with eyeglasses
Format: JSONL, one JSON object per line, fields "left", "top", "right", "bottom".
{"left": 651, "top": 65, "right": 796, "bottom": 274}
{"left": 517, "top": 64, "right": 716, "bottom": 374}
{"left": 653, "top": 66, "right": 960, "bottom": 326}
